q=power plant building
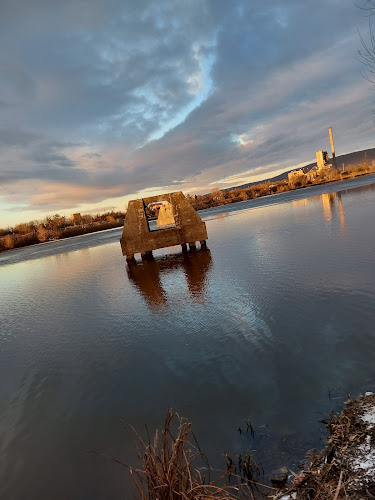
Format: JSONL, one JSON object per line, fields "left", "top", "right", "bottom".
{"left": 316, "top": 150, "right": 330, "bottom": 170}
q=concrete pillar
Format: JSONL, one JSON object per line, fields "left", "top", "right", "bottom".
{"left": 126, "top": 254, "right": 135, "bottom": 263}
{"left": 145, "top": 250, "right": 153, "bottom": 260}
{"left": 189, "top": 242, "right": 196, "bottom": 251}
{"left": 200, "top": 240, "right": 206, "bottom": 249}
{"left": 181, "top": 243, "right": 188, "bottom": 252}
{"left": 141, "top": 252, "right": 147, "bottom": 261}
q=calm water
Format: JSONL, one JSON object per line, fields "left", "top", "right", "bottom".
{"left": 1, "top": 176, "right": 375, "bottom": 498}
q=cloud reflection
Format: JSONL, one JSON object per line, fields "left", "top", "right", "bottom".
{"left": 126, "top": 248, "right": 212, "bottom": 309}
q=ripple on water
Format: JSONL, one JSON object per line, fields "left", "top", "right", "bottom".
{"left": 1, "top": 178, "right": 375, "bottom": 498}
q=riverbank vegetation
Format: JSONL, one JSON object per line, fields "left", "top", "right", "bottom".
{"left": 0, "top": 211, "right": 125, "bottom": 253}
{"left": 124, "top": 396, "right": 375, "bottom": 499}
{"left": 188, "top": 161, "right": 375, "bottom": 211}
{"left": 1, "top": 161, "right": 374, "bottom": 254}
{"left": 123, "top": 409, "right": 273, "bottom": 499}
{"left": 275, "top": 392, "right": 375, "bottom": 499}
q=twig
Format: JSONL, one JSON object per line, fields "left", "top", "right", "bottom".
{"left": 333, "top": 470, "right": 343, "bottom": 500}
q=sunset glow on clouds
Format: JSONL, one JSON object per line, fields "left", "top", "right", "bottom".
{"left": 0, "top": 0, "right": 374, "bottom": 226}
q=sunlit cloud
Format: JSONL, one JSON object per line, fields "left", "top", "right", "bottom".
{"left": 214, "top": 164, "right": 281, "bottom": 186}
{"left": 0, "top": 0, "right": 374, "bottom": 227}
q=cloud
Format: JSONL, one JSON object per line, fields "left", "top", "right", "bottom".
{"left": 0, "top": 0, "right": 374, "bottom": 225}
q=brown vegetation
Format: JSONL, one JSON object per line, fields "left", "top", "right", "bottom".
{"left": 94, "top": 397, "right": 375, "bottom": 500}
{"left": 273, "top": 393, "right": 375, "bottom": 500}
{"left": 188, "top": 162, "right": 375, "bottom": 212}
{"left": 2, "top": 161, "right": 374, "bottom": 254}
{"left": 130, "top": 399, "right": 375, "bottom": 500}
{"left": 124, "top": 410, "right": 274, "bottom": 500}
{"left": 0, "top": 211, "right": 125, "bottom": 253}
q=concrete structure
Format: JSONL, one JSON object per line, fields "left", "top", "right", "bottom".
{"left": 328, "top": 125, "right": 337, "bottom": 170}
{"left": 120, "top": 191, "right": 208, "bottom": 261}
{"left": 70, "top": 213, "right": 82, "bottom": 225}
{"left": 316, "top": 150, "right": 329, "bottom": 170}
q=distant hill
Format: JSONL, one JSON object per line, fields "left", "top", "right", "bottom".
{"left": 228, "top": 148, "right": 375, "bottom": 191}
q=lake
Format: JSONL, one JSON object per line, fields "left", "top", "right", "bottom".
{"left": 1, "top": 175, "right": 375, "bottom": 498}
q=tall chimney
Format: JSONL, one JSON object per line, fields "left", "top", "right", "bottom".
{"left": 328, "top": 126, "right": 337, "bottom": 169}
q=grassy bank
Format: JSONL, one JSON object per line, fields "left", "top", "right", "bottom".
{"left": 188, "top": 163, "right": 375, "bottom": 212}
{"left": 0, "top": 212, "right": 124, "bottom": 253}
{"left": 274, "top": 392, "right": 375, "bottom": 499}
{"left": 120, "top": 394, "right": 375, "bottom": 499}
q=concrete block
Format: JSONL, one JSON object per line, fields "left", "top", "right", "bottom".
{"left": 120, "top": 192, "right": 208, "bottom": 260}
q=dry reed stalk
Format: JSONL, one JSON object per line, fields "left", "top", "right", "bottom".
{"left": 129, "top": 409, "right": 264, "bottom": 500}
{"left": 333, "top": 470, "right": 343, "bottom": 500}
{"left": 88, "top": 410, "right": 276, "bottom": 499}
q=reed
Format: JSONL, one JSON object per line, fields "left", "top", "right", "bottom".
{"left": 129, "top": 409, "right": 257, "bottom": 500}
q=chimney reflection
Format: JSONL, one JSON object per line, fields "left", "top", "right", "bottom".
{"left": 321, "top": 192, "right": 335, "bottom": 222}
{"left": 337, "top": 192, "right": 346, "bottom": 232}
{"left": 126, "top": 249, "right": 212, "bottom": 309}
{"left": 292, "top": 190, "right": 347, "bottom": 233}
{"left": 320, "top": 191, "right": 346, "bottom": 232}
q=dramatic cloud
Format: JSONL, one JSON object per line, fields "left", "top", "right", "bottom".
{"left": 0, "top": 0, "right": 374, "bottom": 225}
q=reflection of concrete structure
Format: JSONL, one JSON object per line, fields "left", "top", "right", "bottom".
{"left": 127, "top": 249, "right": 212, "bottom": 309}
{"left": 321, "top": 192, "right": 335, "bottom": 222}
{"left": 120, "top": 192, "right": 208, "bottom": 261}
{"left": 292, "top": 191, "right": 346, "bottom": 232}
{"left": 320, "top": 191, "right": 346, "bottom": 231}
{"left": 337, "top": 192, "right": 346, "bottom": 232}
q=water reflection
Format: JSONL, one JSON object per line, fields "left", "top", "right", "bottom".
{"left": 321, "top": 192, "right": 346, "bottom": 232}
{"left": 292, "top": 191, "right": 347, "bottom": 232}
{"left": 126, "top": 249, "right": 212, "bottom": 309}
{"left": 321, "top": 192, "right": 334, "bottom": 222}
{"left": 337, "top": 193, "right": 346, "bottom": 232}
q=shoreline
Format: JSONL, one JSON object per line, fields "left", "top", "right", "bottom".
{"left": 2, "top": 171, "right": 375, "bottom": 256}
{"left": 0, "top": 223, "right": 123, "bottom": 256}
{"left": 126, "top": 393, "right": 375, "bottom": 499}
{"left": 271, "top": 393, "right": 375, "bottom": 499}
{"left": 196, "top": 171, "right": 375, "bottom": 214}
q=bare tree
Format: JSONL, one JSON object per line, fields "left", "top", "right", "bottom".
{"left": 357, "top": 1, "right": 375, "bottom": 84}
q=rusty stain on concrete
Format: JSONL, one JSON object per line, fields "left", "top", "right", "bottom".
{"left": 120, "top": 191, "right": 208, "bottom": 261}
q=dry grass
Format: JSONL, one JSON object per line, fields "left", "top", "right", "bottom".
{"left": 271, "top": 394, "right": 375, "bottom": 500}
{"left": 88, "top": 410, "right": 277, "bottom": 499}
{"left": 125, "top": 409, "right": 277, "bottom": 500}
{"left": 129, "top": 410, "right": 240, "bottom": 499}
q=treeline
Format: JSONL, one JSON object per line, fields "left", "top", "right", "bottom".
{"left": 188, "top": 161, "right": 375, "bottom": 211}
{"left": 0, "top": 211, "right": 125, "bottom": 253}
{"left": 2, "top": 161, "right": 374, "bottom": 253}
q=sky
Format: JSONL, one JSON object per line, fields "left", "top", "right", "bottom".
{"left": 1, "top": 0, "right": 375, "bottom": 227}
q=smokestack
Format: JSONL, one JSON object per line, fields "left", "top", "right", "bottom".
{"left": 328, "top": 126, "right": 337, "bottom": 169}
